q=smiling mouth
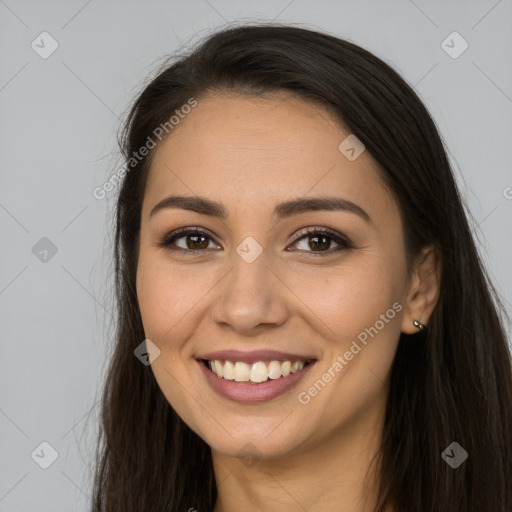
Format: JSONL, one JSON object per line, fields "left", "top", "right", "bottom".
{"left": 201, "top": 358, "right": 315, "bottom": 384}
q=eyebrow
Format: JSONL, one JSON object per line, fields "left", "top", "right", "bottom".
{"left": 149, "top": 195, "right": 372, "bottom": 225}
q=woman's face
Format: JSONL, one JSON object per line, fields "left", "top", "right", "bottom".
{"left": 136, "top": 92, "right": 413, "bottom": 460}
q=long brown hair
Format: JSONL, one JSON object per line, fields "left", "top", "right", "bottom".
{"left": 91, "top": 23, "right": 512, "bottom": 511}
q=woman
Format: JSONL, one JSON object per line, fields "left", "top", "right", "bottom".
{"left": 91, "top": 24, "right": 512, "bottom": 511}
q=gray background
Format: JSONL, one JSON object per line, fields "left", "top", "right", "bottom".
{"left": 1, "top": 0, "right": 511, "bottom": 510}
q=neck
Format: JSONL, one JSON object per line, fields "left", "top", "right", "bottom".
{"left": 211, "top": 403, "right": 390, "bottom": 512}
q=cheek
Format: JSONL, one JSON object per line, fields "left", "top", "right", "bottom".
{"left": 136, "top": 262, "right": 172, "bottom": 338}
{"left": 136, "top": 252, "right": 224, "bottom": 359}
{"left": 136, "top": 255, "right": 209, "bottom": 433}
{"left": 284, "top": 255, "right": 403, "bottom": 344}
{"left": 136, "top": 254, "right": 194, "bottom": 342}
{"left": 285, "top": 254, "right": 404, "bottom": 406}
{"left": 293, "top": 268, "right": 403, "bottom": 432}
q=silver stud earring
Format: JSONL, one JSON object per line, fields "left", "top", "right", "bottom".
{"left": 413, "top": 320, "right": 425, "bottom": 331}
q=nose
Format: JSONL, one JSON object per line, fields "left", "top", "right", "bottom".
{"left": 210, "top": 250, "right": 290, "bottom": 335}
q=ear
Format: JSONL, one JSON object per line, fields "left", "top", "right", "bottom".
{"left": 400, "top": 244, "right": 441, "bottom": 334}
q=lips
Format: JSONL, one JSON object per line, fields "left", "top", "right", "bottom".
{"left": 195, "top": 349, "right": 317, "bottom": 403}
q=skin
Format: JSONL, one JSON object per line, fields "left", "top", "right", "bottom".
{"left": 136, "top": 91, "right": 440, "bottom": 512}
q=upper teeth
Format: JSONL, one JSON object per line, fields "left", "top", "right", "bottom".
{"left": 208, "top": 360, "right": 307, "bottom": 383}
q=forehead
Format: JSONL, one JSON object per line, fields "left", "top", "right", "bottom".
{"left": 144, "top": 91, "right": 391, "bottom": 216}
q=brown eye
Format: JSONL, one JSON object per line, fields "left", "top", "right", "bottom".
{"left": 158, "top": 227, "right": 221, "bottom": 254}
{"left": 288, "top": 227, "right": 352, "bottom": 256}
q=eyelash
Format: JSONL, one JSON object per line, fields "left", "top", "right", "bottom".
{"left": 157, "top": 226, "right": 353, "bottom": 257}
